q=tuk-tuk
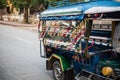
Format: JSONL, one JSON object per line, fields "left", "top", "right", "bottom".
{"left": 38, "top": 0, "right": 120, "bottom": 80}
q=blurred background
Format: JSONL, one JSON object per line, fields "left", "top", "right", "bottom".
{"left": 0, "top": 0, "right": 87, "bottom": 24}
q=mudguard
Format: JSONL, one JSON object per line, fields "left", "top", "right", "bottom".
{"left": 47, "top": 54, "right": 70, "bottom": 71}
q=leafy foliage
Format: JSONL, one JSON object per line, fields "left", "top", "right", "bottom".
{"left": 10, "top": 0, "right": 49, "bottom": 23}
{"left": 36, "top": 0, "right": 49, "bottom": 9}
{"left": 11, "top": 0, "right": 49, "bottom": 9}
{"left": 0, "top": 0, "right": 7, "bottom": 9}
{"left": 47, "top": 0, "right": 85, "bottom": 7}
{"left": 11, "top": 0, "right": 34, "bottom": 8}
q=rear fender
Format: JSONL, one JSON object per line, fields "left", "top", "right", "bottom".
{"left": 46, "top": 54, "right": 70, "bottom": 71}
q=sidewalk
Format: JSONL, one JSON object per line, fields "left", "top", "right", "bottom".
{"left": 0, "top": 20, "right": 38, "bottom": 32}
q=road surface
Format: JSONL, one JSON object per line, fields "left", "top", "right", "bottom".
{"left": 0, "top": 24, "right": 53, "bottom": 80}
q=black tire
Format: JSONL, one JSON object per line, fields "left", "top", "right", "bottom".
{"left": 53, "top": 61, "right": 65, "bottom": 80}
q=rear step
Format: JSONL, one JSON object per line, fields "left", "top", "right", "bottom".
{"left": 76, "top": 76, "right": 88, "bottom": 80}
{"left": 75, "top": 69, "right": 113, "bottom": 80}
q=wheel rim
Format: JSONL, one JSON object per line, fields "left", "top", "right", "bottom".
{"left": 53, "top": 62, "right": 64, "bottom": 80}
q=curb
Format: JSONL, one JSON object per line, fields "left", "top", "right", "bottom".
{"left": 0, "top": 21, "right": 38, "bottom": 32}
{"left": 0, "top": 21, "right": 36, "bottom": 27}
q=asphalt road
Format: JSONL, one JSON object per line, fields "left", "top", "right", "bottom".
{"left": 0, "top": 24, "right": 53, "bottom": 80}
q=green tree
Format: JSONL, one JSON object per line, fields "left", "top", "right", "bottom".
{"left": 0, "top": 0, "right": 7, "bottom": 20}
{"left": 47, "top": 0, "right": 85, "bottom": 7}
{"left": 11, "top": 0, "right": 49, "bottom": 23}
{"left": 11, "top": 0, "right": 33, "bottom": 23}
{"left": 37, "top": 0, "right": 49, "bottom": 9}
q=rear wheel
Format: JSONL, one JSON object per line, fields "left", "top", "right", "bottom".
{"left": 53, "top": 61, "right": 65, "bottom": 80}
